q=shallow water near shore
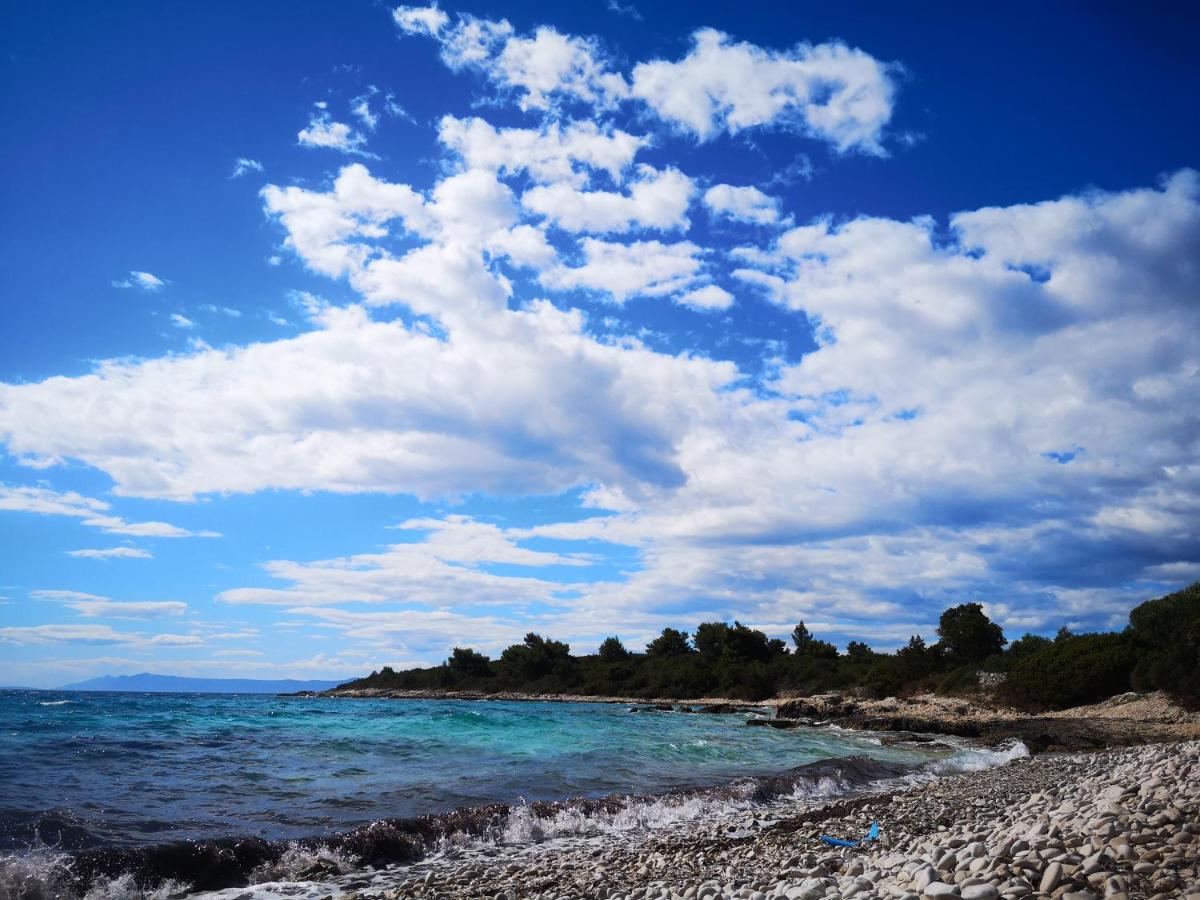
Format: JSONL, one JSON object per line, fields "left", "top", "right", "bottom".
{"left": 0, "top": 690, "right": 1022, "bottom": 898}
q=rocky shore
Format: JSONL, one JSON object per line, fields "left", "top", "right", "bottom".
{"left": 305, "top": 740, "right": 1199, "bottom": 900}
{"left": 772, "top": 693, "right": 1200, "bottom": 753}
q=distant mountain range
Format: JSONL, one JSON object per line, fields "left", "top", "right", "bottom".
{"left": 59, "top": 673, "right": 351, "bottom": 693}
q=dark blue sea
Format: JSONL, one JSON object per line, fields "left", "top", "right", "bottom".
{"left": 0, "top": 690, "right": 1023, "bottom": 898}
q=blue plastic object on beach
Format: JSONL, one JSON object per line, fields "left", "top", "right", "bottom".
{"left": 819, "top": 821, "right": 879, "bottom": 847}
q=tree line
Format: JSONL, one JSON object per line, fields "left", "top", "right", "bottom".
{"left": 343, "top": 581, "right": 1200, "bottom": 710}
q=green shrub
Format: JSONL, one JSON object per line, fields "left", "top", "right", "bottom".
{"left": 1128, "top": 581, "right": 1200, "bottom": 708}
{"left": 935, "top": 664, "right": 982, "bottom": 696}
{"left": 1000, "top": 632, "right": 1134, "bottom": 711}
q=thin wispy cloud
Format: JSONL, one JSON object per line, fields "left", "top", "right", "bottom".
{"left": 230, "top": 157, "right": 264, "bottom": 179}
{"left": 112, "top": 271, "right": 165, "bottom": 291}
{"left": 67, "top": 547, "right": 154, "bottom": 560}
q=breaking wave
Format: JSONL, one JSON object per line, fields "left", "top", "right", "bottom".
{"left": 0, "top": 747, "right": 1027, "bottom": 900}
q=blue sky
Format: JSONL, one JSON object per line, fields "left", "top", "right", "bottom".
{"left": 1, "top": 1, "right": 1198, "bottom": 687}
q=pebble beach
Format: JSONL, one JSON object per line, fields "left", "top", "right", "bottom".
{"left": 316, "top": 740, "right": 1199, "bottom": 900}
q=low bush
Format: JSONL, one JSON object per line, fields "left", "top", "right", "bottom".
{"left": 1128, "top": 581, "right": 1200, "bottom": 708}
{"left": 999, "top": 632, "right": 1134, "bottom": 711}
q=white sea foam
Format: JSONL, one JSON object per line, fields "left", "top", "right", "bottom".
{"left": 248, "top": 846, "right": 358, "bottom": 885}
{"left": 0, "top": 852, "right": 188, "bottom": 900}
{"left": 37, "top": 700, "right": 72, "bottom": 707}
{"left": 189, "top": 880, "right": 337, "bottom": 900}
{"left": 932, "top": 739, "right": 1030, "bottom": 773}
{"left": 83, "top": 874, "right": 190, "bottom": 900}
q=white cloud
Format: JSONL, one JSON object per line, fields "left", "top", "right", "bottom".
{"left": 677, "top": 284, "right": 734, "bottom": 310}
{"left": 493, "top": 25, "right": 627, "bottom": 111}
{"left": 703, "top": 184, "right": 782, "bottom": 225}
{"left": 397, "top": 10, "right": 626, "bottom": 111}
{"left": 0, "top": 296, "right": 738, "bottom": 499}
{"left": 200, "top": 304, "right": 243, "bottom": 318}
{"left": 606, "top": 0, "right": 641, "bottom": 20}
{"left": 438, "top": 116, "right": 646, "bottom": 185}
{"left": 112, "top": 271, "right": 165, "bottom": 291}
{"left": 540, "top": 238, "right": 704, "bottom": 301}
{"left": 3, "top": 76, "right": 1198, "bottom": 654}
{"left": 260, "top": 164, "right": 429, "bottom": 278}
{"left": 230, "top": 158, "right": 264, "bottom": 179}
{"left": 0, "top": 623, "right": 200, "bottom": 646}
{"left": 298, "top": 110, "right": 371, "bottom": 155}
{"left": 631, "top": 29, "right": 896, "bottom": 152}
{"left": 67, "top": 547, "right": 153, "bottom": 560}
{"left": 220, "top": 515, "right": 589, "bottom": 609}
{"left": 33, "top": 590, "right": 186, "bottom": 619}
{"left": 0, "top": 485, "right": 219, "bottom": 537}
{"left": 351, "top": 95, "right": 379, "bottom": 130}
{"left": 170, "top": 313, "right": 195, "bottom": 329}
{"left": 392, "top": 4, "right": 449, "bottom": 37}
{"left": 522, "top": 166, "right": 695, "bottom": 233}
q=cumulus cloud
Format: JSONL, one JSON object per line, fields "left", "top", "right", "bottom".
{"left": 298, "top": 109, "right": 371, "bottom": 155}
{"left": 2, "top": 1, "right": 1198, "bottom": 664}
{"left": 522, "top": 166, "right": 695, "bottom": 233}
{"left": 210, "top": 171, "right": 1200, "bottom": 651}
{"left": 703, "top": 184, "right": 782, "bottom": 225}
{"left": 394, "top": 7, "right": 626, "bottom": 111}
{"left": 392, "top": 3, "right": 449, "bottom": 36}
{"left": 398, "top": 10, "right": 896, "bottom": 154}
{"left": 677, "top": 284, "right": 734, "bottom": 311}
{"left": 540, "top": 238, "right": 705, "bottom": 301}
{"left": 631, "top": 29, "right": 896, "bottom": 152}
{"left": 0, "top": 298, "right": 738, "bottom": 499}
{"left": 112, "top": 271, "right": 165, "bottom": 291}
{"left": 438, "top": 116, "right": 645, "bottom": 185}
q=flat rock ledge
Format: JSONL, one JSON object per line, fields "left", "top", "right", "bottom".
{"left": 329, "top": 740, "right": 1199, "bottom": 900}
{"left": 773, "top": 695, "right": 1200, "bottom": 753}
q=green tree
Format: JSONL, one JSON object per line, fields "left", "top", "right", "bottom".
{"left": 646, "top": 627, "right": 693, "bottom": 658}
{"left": 694, "top": 622, "right": 731, "bottom": 660}
{"left": 895, "top": 634, "right": 936, "bottom": 680}
{"left": 846, "top": 640, "right": 875, "bottom": 662}
{"left": 499, "top": 633, "right": 575, "bottom": 684}
{"left": 937, "top": 603, "right": 1006, "bottom": 664}
{"left": 598, "top": 636, "right": 631, "bottom": 662}
{"left": 1005, "top": 633, "right": 1052, "bottom": 664}
{"left": 1128, "top": 581, "right": 1200, "bottom": 707}
{"left": 791, "top": 622, "right": 812, "bottom": 651}
{"left": 695, "top": 621, "right": 780, "bottom": 663}
{"left": 447, "top": 647, "right": 492, "bottom": 678}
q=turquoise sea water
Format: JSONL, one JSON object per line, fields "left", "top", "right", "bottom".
{"left": 0, "top": 690, "right": 1026, "bottom": 896}
{"left": 0, "top": 690, "right": 936, "bottom": 850}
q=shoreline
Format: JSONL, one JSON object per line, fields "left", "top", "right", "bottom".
{"left": 226, "top": 740, "right": 1199, "bottom": 900}
{"left": 301, "top": 688, "right": 774, "bottom": 709}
